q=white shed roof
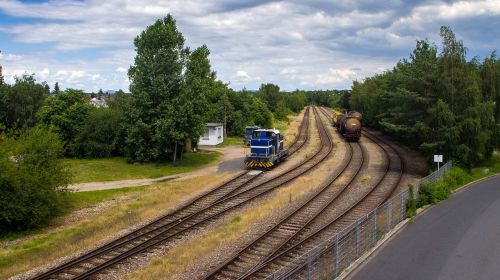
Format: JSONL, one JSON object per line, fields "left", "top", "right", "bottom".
{"left": 205, "top": 123, "right": 223, "bottom": 127}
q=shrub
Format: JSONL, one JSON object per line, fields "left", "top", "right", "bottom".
{"left": 416, "top": 167, "right": 472, "bottom": 208}
{"left": 71, "top": 108, "right": 121, "bottom": 158}
{"left": 0, "top": 126, "right": 71, "bottom": 231}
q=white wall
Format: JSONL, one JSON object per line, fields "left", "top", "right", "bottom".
{"left": 198, "top": 126, "right": 223, "bottom": 146}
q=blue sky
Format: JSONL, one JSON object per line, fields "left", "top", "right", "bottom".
{"left": 0, "top": 0, "right": 499, "bottom": 92}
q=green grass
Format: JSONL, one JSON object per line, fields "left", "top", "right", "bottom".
{"left": 0, "top": 186, "right": 148, "bottom": 241}
{"left": 470, "top": 153, "right": 500, "bottom": 180}
{"left": 64, "top": 150, "right": 221, "bottom": 183}
{"left": 274, "top": 119, "right": 290, "bottom": 133}
{"left": 416, "top": 154, "right": 500, "bottom": 208}
{"left": 0, "top": 173, "right": 231, "bottom": 278}
{"left": 217, "top": 136, "right": 244, "bottom": 147}
{"left": 60, "top": 186, "right": 147, "bottom": 214}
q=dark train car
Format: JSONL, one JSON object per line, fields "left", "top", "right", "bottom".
{"left": 336, "top": 112, "right": 361, "bottom": 142}
{"left": 348, "top": 111, "right": 363, "bottom": 122}
{"left": 243, "top": 125, "right": 260, "bottom": 145}
{"left": 341, "top": 117, "right": 361, "bottom": 141}
{"left": 244, "top": 129, "right": 288, "bottom": 169}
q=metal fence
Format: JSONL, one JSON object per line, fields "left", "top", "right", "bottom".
{"left": 264, "top": 161, "right": 453, "bottom": 280}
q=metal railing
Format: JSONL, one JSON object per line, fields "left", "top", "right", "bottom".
{"left": 264, "top": 161, "right": 453, "bottom": 280}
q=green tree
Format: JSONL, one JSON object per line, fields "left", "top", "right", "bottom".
{"left": 0, "top": 126, "right": 70, "bottom": 231}
{"left": 37, "top": 89, "right": 92, "bottom": 154}
{"left": 53, "top": 82, "right": 60, "bottom": 95}
{"left": 44, "top": 83, "right": 50, "bottom": 96}
{"left": 1, "top": 74, "right": 45, "bottom": 129}
{"left": 72, "top": 108, "right": 121, "bottom": 158}
{"left": 349, "top": 26, "right": 496, "bottom": 166}
{"left": 125, "top": 15, "right": 191, "bottom": 162}
{"left": 0, "top": 51, "right": 3, "bottom": 85}
{"left": 274, "top": 98, "right": 289, "bottom": 121}
{"left": 182, "top": 45, "right": 213, "bottom": 152}
{"left": 250, "top": 97, "right": 273, "bottom": 128}
{"left": 258, "top": 83, "right": 281, "bottom": 111}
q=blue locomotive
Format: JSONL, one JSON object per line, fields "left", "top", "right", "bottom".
{"left": 245, "top": 129, "right": 288, "bottom": 169}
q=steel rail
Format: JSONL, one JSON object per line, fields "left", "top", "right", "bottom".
{"left": 67, "top": 106, "right": 330, "bottom": 280}
{"left": 204, "top": 107, "right": 363, "bottom": 280}
{"left": 243, "top": 107, "right": 404, "bottom": 279}
{"left": 29, "top": 106, "right": 326, "bottom": 280}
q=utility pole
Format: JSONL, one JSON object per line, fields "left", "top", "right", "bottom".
{"left": 224, "top": 90, "right": 227, "bottom": 139}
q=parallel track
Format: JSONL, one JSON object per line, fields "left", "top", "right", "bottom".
{"left": 30, "top": 106, "right": 332, "bottom": 280}
{"left": 239, "top": 107, "right": 405, "bottom": 279}
{"left": 204, "top": 107, "right": 365, "bottom": 280}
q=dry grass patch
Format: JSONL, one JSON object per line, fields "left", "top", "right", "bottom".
{"left": 128, "top": 174, "right": 322, "bottom": 280}
{"left": 1, "top": 173, "right": 232, "bottom": 279}
{"left": 284, "top": 109, "right": 305, "bottom": 148}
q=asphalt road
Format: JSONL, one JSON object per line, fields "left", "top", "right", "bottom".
{"left": 348, "top": 175, "right": 500, "bottom": 280}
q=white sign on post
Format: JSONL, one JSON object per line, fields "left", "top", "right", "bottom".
{"left": 434, "top": 154, "right": 443, "bottom": 170}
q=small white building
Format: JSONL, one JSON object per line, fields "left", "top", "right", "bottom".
{"left": 198, "top": 123, "right": 224, "bottom": 146}
{"left": 90, "top": 97, "right": 108, "bottom": 108}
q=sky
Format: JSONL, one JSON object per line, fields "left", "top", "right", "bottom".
{"left": 0, "top": 0, "right": 499, "bottom": 92}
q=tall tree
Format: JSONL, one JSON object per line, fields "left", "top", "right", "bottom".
{"left": 1, "top": 74, "right": 45, "bottom": 129}
{"left": 125, "top": 15, "right": 190, "bottom": 162}
{"left": 183, "top": 44, "right": 213, "bottom": 150}
{"left": 44, "top": 83, "right": 50, "bottom": 96}
{"left": 53, "top": 82, "right": 60, "bottom": 95}
{"left": 37, "top": 88, "right": 92, "bottom": 154}
{"left": 258, "top": 83, "right": 281, "bottom": 111}
{"left": 0, "top": 50, "right": 3, "bottom": 85}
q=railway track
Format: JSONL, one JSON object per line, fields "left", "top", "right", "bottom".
{"left": 234, "top": 107, "right": 405, "bottom": 279}
{"left": 204, "top": 107, "right": 366, "bottom": 280}
{"left": 30, "top": 106, "right": 335, "bottom": 280}
{"left": 287, "top": 106, "right": 310, "bottom": 155}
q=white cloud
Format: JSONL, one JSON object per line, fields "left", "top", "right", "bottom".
{"left": 116, "top": 67, "right": 127, "bottom": 73}
{"left": 317, "top": 68, "right": 357, "bottom": 85}
{"left": 0, "top": 0, "right": 497, "bottom": 91}
{"left": 236, "top": 70, "right": 250, "bottom": 79}
{"left": 394, "top": 0, "right": 500, "bottom": 30}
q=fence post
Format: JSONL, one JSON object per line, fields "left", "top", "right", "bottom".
{"left": 387, "top": 199, "right": 392, "bottom": 231}
{"left": 373, "top": 207, "right": 378, "bottom": 244}
{"left": 335, "top": 234, "right": 340, "bottom": 278}
{"left": 307, "top": 252, "right": 312, "bottom": 280}
{"left": 400, "top": 191, "right": 406, "bottom": 222}
{"left": 355, "top": 221, "right": 360, "bottom": 257}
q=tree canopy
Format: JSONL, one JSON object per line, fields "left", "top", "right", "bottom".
{"left": 350, "top": 26, "right": 498, "bottom": 167}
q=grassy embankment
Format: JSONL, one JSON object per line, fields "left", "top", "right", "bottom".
{"left": 406, "top": 154, "right": 500, "bottom": 217}
{"left": 65, "top": 150, "right": 220, "bottom": 183}
{"left": 0, "top": 173, "right": 232, "bottom": 279}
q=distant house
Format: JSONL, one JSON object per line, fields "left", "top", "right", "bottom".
{"left": 90, "top": 97, "right": 108, "bottom": 108}
{"left": 198, "top": 123, "right": 224, "bottom": 146}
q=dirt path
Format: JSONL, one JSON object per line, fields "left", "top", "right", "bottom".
{"left": 69, "top": 146, "right": 246, "bottom": 192}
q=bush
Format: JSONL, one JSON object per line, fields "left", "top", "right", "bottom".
{"left": 416, "top": 167, "right": 472, "bottom": 207}
{"left": 71, "top": 108, "right": 121, "bottom": 158}
{"left": 0, "top": 126, "right": 71, "bottom": 231}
